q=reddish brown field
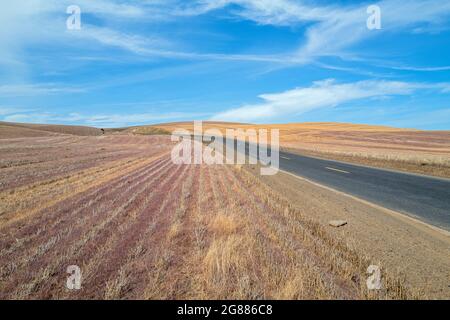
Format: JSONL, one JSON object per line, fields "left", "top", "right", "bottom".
{"left": 0, "top": 129, "right": 419, "bottom": 299}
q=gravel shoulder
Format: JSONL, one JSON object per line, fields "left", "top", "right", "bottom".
{"left": 248, "top": 166, "right": 450, "bottom": 299}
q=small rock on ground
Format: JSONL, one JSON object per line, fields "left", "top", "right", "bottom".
{"left": 329, "top": 220, "right": 347, "bottom": 227}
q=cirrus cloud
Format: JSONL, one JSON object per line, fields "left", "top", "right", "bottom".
{"left": 212, "top": 79, "right": 450, "bottom": 122}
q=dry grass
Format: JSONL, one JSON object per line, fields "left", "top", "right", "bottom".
{"left": 209, "top": 213, "right": 241, "bottom": 236}
{"left": 143, "top": 121, "right": 450, "bottom": 177}
{"left": 4, "top": 120, "right": 448, "bottom": 176}
{"left": 0, "top": 136, "right": 425, "bottom": 299}
{"left": 0, "top": 125, "right": 59, "bottom": 139}
{"left": 128, "top": 127, "right": 171, "bottom": 136}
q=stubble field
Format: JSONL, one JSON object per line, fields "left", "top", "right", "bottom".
{"left": 143, "top": 122, "right": 450, "bottom": 178}
{"left": 0, "top": 129, "right": 416, "bottom": 299}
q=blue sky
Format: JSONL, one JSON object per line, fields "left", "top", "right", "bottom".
{"left": 0, "top": 0, "right": 449, "bottom": 129}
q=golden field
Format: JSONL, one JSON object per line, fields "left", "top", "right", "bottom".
{"left": 0, "top": 124, "right": 421, "bottom": 299}
{"left": 135, "top": 121, "right": 450, "bottom": 177}
{"left": 1, "top": 121, "right": 449, "bottom": 299}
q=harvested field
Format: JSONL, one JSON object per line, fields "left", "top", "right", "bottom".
{"left": 0, "top": 134, "right": 169, "bottom": 194}
{"left": 0, "top": 125, "right": 60, "bottom": 139}
{"left": 144, "top": 122, "right": 450, "bottom": 178}
{"left": 0, "top": 121, "right": 102, "bottom": 137}
{"left": 0, "top": 133, "right": 418, "bottom": 299}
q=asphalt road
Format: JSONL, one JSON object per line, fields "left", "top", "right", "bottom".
{"left": 275, "top": 150, "right": 450, "bottom": 231}
{"left": 230, "top": 138, "right": 450, "bottom": 231}
{"left": 192, "top": 135, "right": 450, "bottom": 231}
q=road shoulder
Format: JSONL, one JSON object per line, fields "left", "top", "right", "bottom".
{"left": 246, "top": 165, "right": 450, "bottom": 299}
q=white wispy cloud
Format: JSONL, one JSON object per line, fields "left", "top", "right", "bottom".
{"left": 268, "top": 0, "right": 450, "bottom": 61}
{"left": 174, "top": 0, "right": 336, "bottom": 24}
{"left": 211, "top": 79, "right": 450, "bottom": 122}
{"left": 0, "top": 83, "right": 85, "bottom": 97}
{"left": 3, "top": 0, "right": 450, "bottom": 71}
{"left": 0, "top": 0, "right": 172, "bottom": 75}
{"left": 1, "top": 111, "right": 208, "bottom": 128}
{"left": 73, "top": 0, "right": 145, "bottom": 18}
{"left": 389, "top": 65, "right": 450, "bottom": 72}
{"left": 0, "top": 106, "right": 24, "bottom": 116}
{"left": 67, "top": 25, "right": 172, "bottom": 55}
{"left": 82, "top": 112, "right": 206, "bottom": 126}
{"left": 175, "top": 0, "right": 450, "bottom": 63}
{"left": 1, "top": 0, "right": 450, "bottom": 130}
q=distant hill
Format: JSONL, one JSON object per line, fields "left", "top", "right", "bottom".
{"left": 1, "top": 120, "right": 449, "bottom": 177}
{"left": 0, "top": 120, "right": 415, "bottom": 140}
{"left": 138, "top": 121, "right": 412, "bottom": 134}
{"left": 0, "top": 121, "right": 102, "bottom": 138}
{"left": 136, "top": 121, "right": 450, "bottom": 178}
